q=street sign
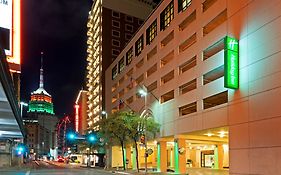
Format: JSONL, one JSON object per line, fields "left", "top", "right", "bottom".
{"left": 146, "top": 148, "right": 153, "bottom": 155}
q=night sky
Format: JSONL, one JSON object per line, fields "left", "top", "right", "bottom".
{"left": 21, "top": 0, "right": 162, "bottom": 117}
{"left": 21, "top": 0, "right": 93, "bottom": 117}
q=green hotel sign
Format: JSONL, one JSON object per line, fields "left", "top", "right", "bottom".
{"left": 224, "top": 36, "right": 239, "bottom": 89}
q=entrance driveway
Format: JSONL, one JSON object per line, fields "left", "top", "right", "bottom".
{"left": 186, "top": 168, "right": 229, "bottom": 175}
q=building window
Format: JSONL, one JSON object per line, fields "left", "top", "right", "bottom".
{"left": 125, "top": 15, "right": 133, "bottom": 22}
{"left": 112, "top": 11, "right": 120, "bottom": 18}
{"left": 125, "top": 24, "right": 133, "bottom": 32}
{"left": 126, "top": 47, "right": 133, "bottom": 65}
{"left": 179, "top": 79, "right": 196, "bottom": 95}
{"left": 112, "top": 20, "right": 120, "bottom": 28}
{"left": 125, "top": 33, "right": 132, "bottom": 40}
{"left": 112, "top": 39, "right": 120, "bottom": 47}
{"left": 179, "top": 102, "right": 197, "bottom": 116}
{"left": 112, "top": 30, "right": 120, "bottom": 37}
{"left": 160, "top": 1, "right": 174, "bottom": 31}
{"left": 203, "top": 91, "right": 228, "bottom": 109}
{"left": 203, "top": 65, "right": 224, "bottom": 85}
{"left": 135, "top": 35, "right": 144, "bottom": 56}
{"left": 138, "top": 19, "right": 143, "bottom": 25}
{"left": 118, "top": 57, "right": 125, "bottom": 73}
{"left": 178, "top": 0, "right": 192, "bottom": 12}
{"left": 161, "top": 90, "right": 174, "bottom": 103}
{"left": 112, "top": 49, "right": 120, "bottom": 56}
{"left": 112, "top": 65, "right": 118, "bottom": 80}
{"left": 146, "top": 20, "right": 157, "bottom": 45}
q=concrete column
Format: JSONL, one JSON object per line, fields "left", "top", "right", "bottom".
{"left": 218, "top": 144, "right": 224, "bottom": 169}
{"left": 125, "top": 146, "right": 132, "bottom": 169}
{"left": 157, "top": 141, "right": 167, "bottom": 173}
{"left": 174, "top": 138, "right": 186, "bottom": 174}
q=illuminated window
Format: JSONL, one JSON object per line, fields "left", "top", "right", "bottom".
{"left": 146, "top": 20, "right": 157, "bottom": 45}
{"left": 178, "top": 0, "right": 192, "bottom": 12}
{"left": 126, "top": 47, "right": 133, "bottom": 65}
{"left": 135, "top": 35, "right": 144, "bottom": 56}
{"left": 118, "top": 57, "right": 125, "bottom": 73}
{"left": 112, "top": 65, "right": 118, "bottom": 80}
{"left": 160, "top": 1, "right": 174, "bottom": 31}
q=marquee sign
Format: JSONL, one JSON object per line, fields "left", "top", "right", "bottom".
{"left": 0, "top": 0, "right": 12, "bottom": 55}
{"left": 224, "top": 36, "right": 239, "bottom": 89}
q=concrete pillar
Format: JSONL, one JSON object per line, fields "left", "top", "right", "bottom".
{"left": 157, "top": 141, "right": 167, "bottom": 172}
{"left": 218, "top": 144, "right": 224, "bottom": 169}
{"left": 125, "top": 146, "right": 132, "bottom": 169}
{"left": 174, "top": 138, "right": 186, "bottom": 174}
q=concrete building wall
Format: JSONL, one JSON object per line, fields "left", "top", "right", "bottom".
{"left": 105, "top": 0, "right": 281, "bottom": 174}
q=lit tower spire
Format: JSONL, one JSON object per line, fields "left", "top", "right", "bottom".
{"left": 28, "top": 52, "right": 54, "bottom": 115}
{"left": 39, "top": 52, "right": 44, "bottom": 88}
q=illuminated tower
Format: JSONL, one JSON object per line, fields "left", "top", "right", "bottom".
{"left": 28, "top": 52, "right": 54, "bottom": 115}
{"left": 86, "top": 0, "right": 156, "bottom": 131}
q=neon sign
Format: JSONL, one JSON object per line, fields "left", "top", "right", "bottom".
{"left": 224, "top": 36, "right": 239, "bottom": 89}
{"left": 74, "top": 104, "right": 79, "bottom": 132}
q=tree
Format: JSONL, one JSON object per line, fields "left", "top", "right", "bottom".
{"left": 97, "top": 111, "right": 131, "bottom": 170}
{"left": 126, "top": 113, "right": 160, "bottom": 172}
{"left": 98, "top": 111, "right": 160, "bottom": 171}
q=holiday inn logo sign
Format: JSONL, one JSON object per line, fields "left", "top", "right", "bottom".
{"left": 224, "top": 36, "right": 239, "bottom": 89}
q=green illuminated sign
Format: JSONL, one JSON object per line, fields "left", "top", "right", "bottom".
{"left": 224, "top": 36, "right": 239, "bottom": 89}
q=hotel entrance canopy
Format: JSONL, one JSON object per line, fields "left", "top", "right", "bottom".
{"left": 0, "top": 46, "right": 24, "bottom": 139}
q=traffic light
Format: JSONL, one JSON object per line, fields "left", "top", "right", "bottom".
{"left": 87, "top": 133, "right": 96, "bottom": 144}
{"left": 140, "top": 135, "right": 145, "bottom": 144}
{"left": 16, "top": 144, "right": 26, "bottom": 156}
{"left": 67, "top": 132, "right": 77, "bottom": 141}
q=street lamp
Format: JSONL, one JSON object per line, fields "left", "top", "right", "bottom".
{"left": 138, "top": 86, "right": 149, "bottom": 173}
{"left": 20, "top": 102, "right": 28, "bottom": 117}
{"left": 101, "top": 111, "right": 108, "bottom": 119}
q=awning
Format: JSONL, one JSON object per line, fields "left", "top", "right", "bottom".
{"left": 0, "top": 46, "right": 24, "bottom": 139}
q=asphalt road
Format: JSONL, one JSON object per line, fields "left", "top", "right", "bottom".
{"left": 0, "top": 161, "right": 114, "bottom": 175}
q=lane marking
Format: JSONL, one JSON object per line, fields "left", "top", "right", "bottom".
{"left": 25, "top": 171, "right": 30, "bottom": 175}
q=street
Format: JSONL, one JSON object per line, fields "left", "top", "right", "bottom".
{"left": 0, "top": 161, "right": 113, "bottom": 175}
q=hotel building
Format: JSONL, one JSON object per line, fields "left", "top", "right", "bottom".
{"left": 86, "top": 0, "right": 157, "bottom": 131}
{"left": 105, "top": 0, "right": 281, "bottom": 174}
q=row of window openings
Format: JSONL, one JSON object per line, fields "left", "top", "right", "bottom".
{"left": 113, "top": 63, "right": 225, "bottom": 104}
{"left": 112, "top": 20, "right": 134, "bottom": 33}
{"left": 113, "top": 90, "right": 228, "bottom": 117}
{"left": 112, "top": 30, "right": 133, "bottom": 41}
{"left": 111, "top": 0, "right": 224, "bottom": 80}
{"left": 113, "top": 53, "right": 223, "bottom": 91}
{"left": 112, "top": 11, "right": 143, "bottom": 25}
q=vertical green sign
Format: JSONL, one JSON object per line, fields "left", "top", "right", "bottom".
{"left": 224, "top": 36, "right": 239, "bottom": 89}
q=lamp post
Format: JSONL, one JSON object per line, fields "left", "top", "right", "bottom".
{"left": 20, "top": 102, "right": 28, "bottom": 117}
{"left": 101, "top": 111, "right": 108, "bottom": 119}
{"left": 138, "top": 86, "right": 148, "bottom": 173}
